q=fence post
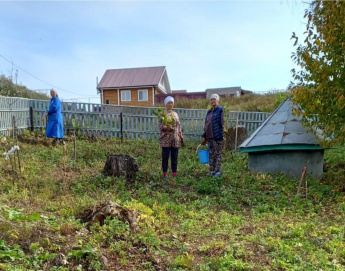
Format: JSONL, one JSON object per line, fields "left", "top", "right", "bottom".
{"left": 12, "top": 116, "right": 16, "bottom": 143}
{"left": 120, "top": 111, "right": 123, "bottom": 143}
{"left": 235, "top": 116, "right": 239, "bottom": 152}
{"left": 29, "top": 106, "right": 34, "bottom": 132}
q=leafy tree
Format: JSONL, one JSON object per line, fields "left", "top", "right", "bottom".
{"left": 290, "top": 0, "right": 345, "bottom": 146}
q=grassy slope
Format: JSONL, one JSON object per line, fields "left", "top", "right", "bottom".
{"left": 173, "top": 93, "right": 281, "bottom": 112}
{"left": 0, "top": 75, "right": 50, "bottom": 100}
{"left": 1, "top": 136, "right": 345, "bottom": 270}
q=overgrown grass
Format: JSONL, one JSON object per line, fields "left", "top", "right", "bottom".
{"left": 0, "top": 136, "right": 344, "bottom": 270}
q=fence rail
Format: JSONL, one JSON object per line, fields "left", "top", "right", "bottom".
{"left": 0, "top": 96, "right": 271, "bottom": 141}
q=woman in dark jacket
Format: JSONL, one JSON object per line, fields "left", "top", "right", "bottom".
{"left": 202, "top": 94, "right": 224, "bottom": 177}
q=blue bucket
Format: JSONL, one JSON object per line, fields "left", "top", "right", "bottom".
{"left": 197, "top": 145, "right": 209, "bottom": 164}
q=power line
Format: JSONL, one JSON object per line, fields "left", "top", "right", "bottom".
{"left": 63, "top": 96, "right": 99, "bottom": 99}
{"left": 0, "top": 54, "right": 91, "bottom": 97}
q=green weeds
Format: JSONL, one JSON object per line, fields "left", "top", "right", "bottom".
{"left": 0, "top": 138, "right": 344, "bottom": 270}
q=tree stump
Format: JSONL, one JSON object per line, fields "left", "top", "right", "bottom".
{"left": 79, "top": 201, "right": 138, "bottom": 232}
{"left": 103, "top": 154, "right": 139, "bottom": 183}
{"left": 225, "top": 125, "right": 248, "bottom": 151}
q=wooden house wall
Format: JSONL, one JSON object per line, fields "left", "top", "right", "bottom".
{"left": 103, "top": 88, "right": 156, "bottom": 107}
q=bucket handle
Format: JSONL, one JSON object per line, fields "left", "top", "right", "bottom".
{"left": 196, "top": 144, "right": 208, "bottom": 154}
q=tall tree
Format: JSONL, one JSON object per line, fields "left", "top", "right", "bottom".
{"left": 290, "top": 0, "right": 345, "bottom": 146}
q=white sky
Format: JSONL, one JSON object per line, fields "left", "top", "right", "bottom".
{"left": 0, "top": 0, "right": 309, "bottom": 103}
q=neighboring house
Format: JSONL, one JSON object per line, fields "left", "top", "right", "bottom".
{"left": 156, "top": 86, "right": 253, "bottom": 104}
{"left": 97, "top": 66, "right": 171, "bottom": 106}
{"left": 206, "top": 87, "right": 253, "bottom": 99}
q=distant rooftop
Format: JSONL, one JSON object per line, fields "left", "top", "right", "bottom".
{"left": 206, "top": 86, "right": 242, "bottom": 92}
{"left": 172, "top": 90, "right": 187, "bottom": 94}
{"left": 97, "top": 66, "right": 171, "bottom": 94}
{"left": 205, "top": 87, "right": 253, "bottom": 98}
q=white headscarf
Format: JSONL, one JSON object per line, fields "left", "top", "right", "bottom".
{"left": 164, "top": 96, "right": 174, "bottom": 105}
{"left": 210, "top": 94, "right": 219, "bottom": 102}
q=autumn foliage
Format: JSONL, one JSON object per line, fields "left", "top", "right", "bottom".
{"left": 290, "top": 0, "right": 345, "bottom": 146}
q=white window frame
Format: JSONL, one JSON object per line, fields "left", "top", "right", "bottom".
{"left": 121, "top": 90, "right": 131, "bottom": 102}
{"left": 138, "top": 89, "right": 148, "bottom": 101}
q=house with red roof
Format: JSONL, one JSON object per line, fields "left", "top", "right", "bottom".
{"left": 97, "top": 66, "right": 254, "bottom": 107}
{"left": 97, "top": 66, "right": 171, "bottom": 106}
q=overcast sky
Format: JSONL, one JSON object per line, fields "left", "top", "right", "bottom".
{"left": 0, "top": 0, "right": 308, "bottom": 103}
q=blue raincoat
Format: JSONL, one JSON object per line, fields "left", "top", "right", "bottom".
{"left": 46, "top": 97, "right": 64, "bottom": 139}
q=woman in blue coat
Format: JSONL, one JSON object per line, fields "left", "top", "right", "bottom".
{"left": 46, "top": 89, "right": 64, "bottom": 146}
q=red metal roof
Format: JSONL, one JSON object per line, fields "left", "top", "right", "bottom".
{"left": 97, "top": 66, "right": 166, "bottom": 89}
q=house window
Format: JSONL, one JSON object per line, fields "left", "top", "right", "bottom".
{"left": 106, "top": 99, "right": 110, "bottom": 104}
{"left": 138, "top": 89, "right": 148, "bottom": 101}
{"left": 121, "top": 90, "right": 131, "bottom": 102}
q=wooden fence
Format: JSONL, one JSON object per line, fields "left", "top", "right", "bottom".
{"left": 0, "top": 96, "right": 31, "bottom": 136}
{"left": 0, "top": 96, "right": 270, "bottom": 141}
